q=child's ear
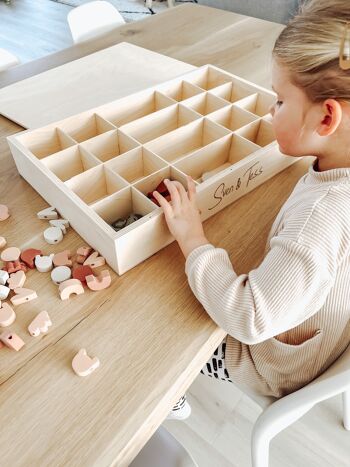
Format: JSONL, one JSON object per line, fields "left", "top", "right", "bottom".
{"left": 317, "top": 99, "right": 342, "bottom": 136}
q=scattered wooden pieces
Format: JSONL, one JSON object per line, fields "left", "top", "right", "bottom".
{"left": 0, "top": 270, "right": 9, "bottom": 286}
{"left": 0, "top": 236, "right": 6, "bottom": 249}
{"left": 21, "top": 248, "right": 42, "bottom": 269}
{"left": 37, "top": 206, "right": 58, "bottom": 220}
{"left": 59, "top": 279, "right": 84, "bottom": 300}
{"left": 28, "top": 311, "right": 52, "bottom": 337}
{"left": 0, "top": 303, "right": 16, "bottom": 327}
{"left": 10, "top": 287, "right": 38, "bottom": 306}
{"left": 1, "top": 247, "right": 20, "bottom": 263}
{"left": 83, "top": 251, "right": 105, "bottom": 269}
{"left": 0, "top": 330, "right": 25, "bottom": 351}
{"left": 49, "top": 219, "right": 70, "bottom": 234}
{"left": 72, "top": 265, "right": 93, "bottom": 284}
{"left": 3, "top": 260, "right": 27, "bottom": 274}
{"left": 72, "top": 349, "right": 100, "bottom": 377}
{"left": 0, "top": 205, "right": 10, "bottom": 221}
{"left": 86, "top": 270, "right": 111, "bottom": 291}
{"left": 44, "top": 226, "right": 63, "bottom": 244}
{"left": 35, "top": 254, "right": 54, "bottom": 273}
{"left": 0, "top": 285, "right": 10, "bottom": 300}
{"left": 7, "top": 270, "right": 26, "bottom": 290}
{"left": 53, "top": 250, "right": 72, "bottom": 268}
{"left": 51, "top": 266, "right": 71, "bottom": 285}
{"left": 76, "top": 246, "right": 92, "bottom": 264}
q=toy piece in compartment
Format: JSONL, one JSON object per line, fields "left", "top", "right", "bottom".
{"left": 97, "top": 90, "right": 175, "bottom": 127}
{"left": 159, "top": 80, "right": 204, "bottom": 102}
{"left": 235, "top": 118, "right": 275, "bottom": 147}
{"left": 182, "top": 92, "right": 230, "bottom": 116}
{"left": 184, "top": 65, "right": 234, "bottom": 91}
{"left": 144, "top": 118, "right": 231, "bottom": 164}
{"left": 90, "top": 186, "right": 156, "bottom": 234}
{"left": 174, "top": 133, "right": 261, "bottom": 183}
{"left": 79, "top": 129, "right": 140, "bottom": 163}
{"left": 208, "top": 104, "right": 259, "bottom": 132}
{"left": 16, "top": 127, "right": 76, "bottom": 160}
{"left": 41, "top": 145, "right": 101, "bottom": 182}
{"left": 57, "top": 112, "right": 115, "bottom": 143}
{"left": 119, "top": 103, "right": 200, "bottom": 144}
{"left": 65, "top": 164, "right": 128, "bottom": 205}
{"left": 105, "top": 146, "right": 168, "bottom": 184}
{"left": 234, "top": 92, "right": 276, "bottom": 118}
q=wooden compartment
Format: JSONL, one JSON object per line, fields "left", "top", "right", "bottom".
{"left": 182, "top": 92, "right": 230, "bottom": 116}
{"left": 7, "top": 64, "right": 300, "bottom": 275}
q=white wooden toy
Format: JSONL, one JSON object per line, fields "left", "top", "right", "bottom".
{"left": 0, "top": 236, "right": 6, "bottom": 249}
{"left": 7, "top": 270, "right": 26, "bottom": 290}
{"left": 1, "top": 247, "right": 20, "bottom": 262}
{"left": 28, "top": 311, "right": 52, "bottom": 337}
{"left": 0, "top": 270, "right": 9, "bottom": 286}
{"left": 0, "top": 330, "right": 25, "bottom": 351}
{"left": 83, "top": 251, "right": 105, "bottom": 269}
{"left": 0, "top": 303, "right": 16, "bottom": 327}
{"left": 0, "top": 204, "right": 10, "bottom": 221}
{"left": 59, "top": 278, "right": 84, "bottom": 300}
{"left": 35, "top": 254, "right": 54, "bottom": 273}
{"left": 49, "top": 219, "right": 70, "bottom": 233}
{"left": 10, "top": 288, "right": 38, "bottom": 306}
{"left": 86, "top": 270, "right": 111, "bottom": 291}
{"left": 53, "top": 250, "right": 72, "bottom": 267}
{"left": 72, "top": 348, "right": 100, "bottom": 377}
{"left": 0, "top": 285, "right": 10, "bottom": 300}
{"left": 51, "top": 266, "right": 72, "bottom": 285}
{"left": 7, "top": 65, "right": 300, "bottom": 275}
{"left": 37, "top": 206, "right": 58, "bottom": 220}
{"left": 44, "top": 226, "right": 64, "bottom": 244}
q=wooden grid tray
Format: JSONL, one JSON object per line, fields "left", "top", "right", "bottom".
{"left": 7, "top": 65, "right": 299, "bottom": 275}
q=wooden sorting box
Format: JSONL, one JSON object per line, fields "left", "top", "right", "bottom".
{"left": 7, "top": 65, "right": 299, "bottom": 275}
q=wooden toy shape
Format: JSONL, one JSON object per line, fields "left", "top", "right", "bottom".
{"left": 59, "top": 279, "right": 84, "bottom": 300}
{"left": 44, "top": 226, "right": 63, "bottom": 245}
{"left": 10, "top": 288, "right": 38, "bottom": 306}
{"left": 72, "top": 265, "right": 93, "bottom": 284}
{"left": 3, "top": 260, "right": 27, "bottom": 274}
{"left": 1, "top": 247, "right": 21, "bottom": 263}
{"left": 76, "top": 246, "right": 92, "bottom": 264}
{"left": 28, "top": 311, "right": 52, "bottom": 337}
{"left": 37, "top": 206, "right": 58, "bottom": 220}
{"left": 0, "top": 330, "right": 25, "bottom": 351}
{"left": 86, "top": 270, "right": 111, "bottom": 291}
{"left": 0, "top": 285, "right": 10, "bottom": 300}
{"left": 20, "top": 248, "right": 42, "bottom": 269}
{"left": 0, "top": 270, "right": 9, "bottom": 286}
{"left": 0, "top": 237, "right": 6, "bottom": 249}
{"left": 83, "top": 251, "right": 105, "bottom": 269}
{"left": 49, "top": 219, "right": 70, "bottom": 234}
{"left": 8, "top": 270, "right": 26, "bottom": 290}
{"left": 51, "top": 266, "right": 72, "bottom": 285}
{"left": 0, "top": 204, "right": 10, "bottom": 221}
{"left": 72, "top": 349, "right": 100, "bottom": 377}
{"left": 53, "top": 250, "right": 72, "bottom": 267}
{"left": 0, "top": 303, "right": 16, "bottom": 327}
{"left": 35, "top": 254, "right": 54, "bottom": 273}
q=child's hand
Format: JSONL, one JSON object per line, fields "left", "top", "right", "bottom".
{"left": 152, "top": 176, "right": 210, "bottom": 258}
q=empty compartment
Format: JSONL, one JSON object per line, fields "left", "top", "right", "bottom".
{"left": 209, "top": 78, "right": 259, "bottom": 104}
{"left": 185, "top": 66, "right": 233, "bottom": 90}
{"left": 90, "top": 186, "right": 156, "bottom": 232}
{"left": 58, "top": 112, "right": 115, "bottom": 143}
{"left": 119, "top": 103, "right": 200, "bottom": 144}
{"left": 235, "top": 119, "right": 276, "bottom": 147}
{"left": 79, "top": 129, "right": 139, "bottom": 162}
{"left": 209, "top": 105, "right": 259, "bottom": 132}
{"left": 182, "top": 92, "right": 230, "bottom": 116}
{"left": 41, "top": 145, "right": 101, "bottom": 182}
{"left": 144, "top": 118, "right": 231, "bottom": 163}
{"left": 174, "top": 133, "right": 260, "bottom": 183}
{"left": 97, "top": 90, "right": 175, "bottom": 127}
{"left": 234, "top": 92, "right": 276, "bottom": 117}
{"left": 65, "top": 164, "right": 128, "bottom": 204}
{"left": 105, "top": 146, "right": 168, "bottom": 184}
{"left": 159, "top": 80, "right": 204, "bottom": 102}
{"left": 16, "top": 127, "right": 76, "bottom": 160}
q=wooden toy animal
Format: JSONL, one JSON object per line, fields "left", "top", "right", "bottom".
{"left": 28, "top": 311, "right": 52, "bottom": 337}
{"left": 72, "top": 349, "right": 100, "bottom": 376}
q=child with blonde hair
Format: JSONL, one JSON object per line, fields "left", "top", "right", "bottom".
{"left": 153, "top": 0, "right": 350, "bottom": 419}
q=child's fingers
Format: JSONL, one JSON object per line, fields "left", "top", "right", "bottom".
{"left": 171, "top": 180, "right": 188, "bottom": 204}
{"left": 153, "top": 191, "right": 173, "bottom": 218}
{"left": 164, "top": 179, "right": 180, "bottom": 210}
{"left": 187, "top": 175, "right": 197, "bottom": 203}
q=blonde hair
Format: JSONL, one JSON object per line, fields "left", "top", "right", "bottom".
{"left": 273, "top": 0, "right": 350, "bottom": 103}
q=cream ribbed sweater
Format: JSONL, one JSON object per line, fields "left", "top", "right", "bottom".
{"left": 185, "top": 158, "right": 350, "bottom": 397}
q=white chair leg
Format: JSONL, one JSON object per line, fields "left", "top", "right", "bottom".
{"left": 342, "top": 390, "right": 350, "bottom": 430}
{"left": 251, "top": 428, "right": 270, "bottom": 467}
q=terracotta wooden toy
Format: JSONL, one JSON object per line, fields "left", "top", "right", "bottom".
{"left": 20, "top": 248, "right": 42, "bottom": 269}
{"left": 76, "top": 246, "right": 92, "bottom": 264}
{"left": 37, "top": 206, "right": 58, "bottom": 220}
{"left": 7, "top": 270, "right": 26, "bottom": 289}
{"left": 35, "top": 254, "right": 54, "bottom": 273}
{"left": 83, "top": 251, "right": 105, "bottom": 269}
{"left": 10, "top": 288, "right": 38, "bottom": 306}
{"left": 0, "top": 204, "right": 10, "bottom": 221}
{"left": 59, "top": 278, "right": 84, "bottom": 300}
{"left": 28, "top": 311, "right": 52, "bottom": 337}
{"left": 0, "top": 285, "right": 10, "bottom": 300}
{"left": 53, "top": 250, "right": 72, "bottom": 267}
{"left": 86, "top": 270, "right": 111, "bottom": 291}
{"left": 49, "top": 219, "right": 70, "bottom": 233}
{"left": 0, "top": 330, "right": 25, "bottom": 351}
{"left": 51, "top": 266, "right": 72, "bottom": 285}
{"left": 72, "top": 348, "right": 100, "bottom": 377}
{"left": 0, "top": 236, "right": 6, "bottom": 249}
{"left": 72, "top": 265, "right": 93, "bottom": 284}
{"left": 44, "top": 226, "right": 64, "bottom": 245}
{"left": 0, "top": 270, "right": 9, "bottom": 286}
{"left": 3, "top": 260, "right": 27, "bottom": 274}
{"left": 0, "top": 303, "right": 16, "bottom": 327}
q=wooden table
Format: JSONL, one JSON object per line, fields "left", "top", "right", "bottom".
{"left": 0, "top": 4, "right": 313, "bottom": 466}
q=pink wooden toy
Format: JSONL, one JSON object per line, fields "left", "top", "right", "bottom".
{"left": 72, "top": 265, "right": 93, "bottom": 284}
{"left": 1, "top": 247, "right": 20, "bottom": 263}
{"left": 59, "top": 279, "right": 84, "bottom": 300}
{"left": 0, "top": 237, "right": 6, "bottom": 249}
{"left": 83, "top": 251, "right": 105, "bottom": 269}
{"left": 20, "top": 248, "right": 42, "bottom": 269}
{"left": 72, "top": 348, "right": 100, "bottom": 377}
{"left": 76, "top": 246, "right": 92, "bottom": 264}
{"left": 28, "top": 311, "right": 52, "bottom": 337}
{"left": 8, "top": 270, "right": 26, "bottom": 290}
{"left": 53, "top": 250, "right": 72, "bottom": 268}
{"left": 10, "top": 288, "right": 38, "bottom": 306}
{"left": 86, "top": 270, "right": 111, "bottom": 291}
{"left": 0, "top": 205, "right": 10, "bottom": 221}
{"left": 0, "top": 303, "right": 16, "bottom": 327}
{"left": 0, "top": 330, "right": 25, "bottom": 351}
{"left": 37, "top": 206, "right": 58, "bottom": 220}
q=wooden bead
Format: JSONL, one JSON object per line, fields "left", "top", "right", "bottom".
{"left": 37, "top": 206, "right": 58, "bottom": 220}
{"left": 83, "top": 251, "right": 105, "bottom": 269}
{"left": 28, "top": 311, "right": 52, "bottom": 337}
{"left": 0, "top": 285, "right": 10, "bottom": 300}
{"left": 0, "top": 237, "right": 6, "bottom": 249}
{"left": 86, "top": 270, "right": 111, "bottom": 291}
{"left": 0, "top": 303, "right": 16, "bottom": 327}
{"left": 35, "top": 254, "right": 54, "bottom": 273}
{"left": 59, "top": 279, "right": 84, "bottom": 300}
{"left": 10, "top": 288, "right": 38, "bottom": 306}
{"left": 7, "top": 271, "right": 26, "bottom": 290}
{"left": 51, "top": 266, "right": 71, "bottom": 285}
{"left": 1, "top": 247, "right": 21, "bottom": 262}
{"left": 0, "top": 204, "right": 10, "bottom": 221}
{"left": 72, "top": 349, "right": 100, "bottom": 377}
{"left": 0, "top": 270, "right": 9, "bottom": 286}
{"left": 20, "top": 248, "right": 42, "bottom": 269}
{"left": 72, "top": 265, "right": 93, "bottom": 284}
{"left": 0, "top": 330, "right": 24, "bottom": 351}
{"left": 53, "top": 250, "right": 72, "bottom": 267}
{"left": 44, "top": 226, "right": 63, "bottom": 245}
{"left": 76, "top": 246, "right": 92, "bottom": 264}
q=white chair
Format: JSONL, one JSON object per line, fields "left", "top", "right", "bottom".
{"left": 0, "top": 48, "right": 19, "bottom": 72}
{"left": 237, "top": 342, "right": 350, "bottom": 467}
{"left": 67, "top": 1, "right": 125, "bottom": 44}
{"left": 130, "top": 426, "right": 198, "bottom": 467}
